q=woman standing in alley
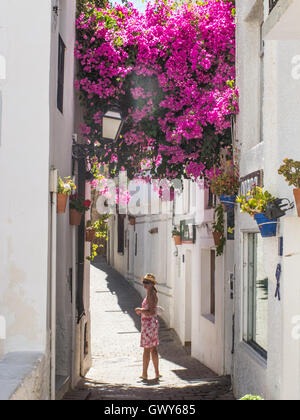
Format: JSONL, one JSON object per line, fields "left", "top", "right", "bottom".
{"left": 135, "top": 273, "right": 161, "bottom": 381}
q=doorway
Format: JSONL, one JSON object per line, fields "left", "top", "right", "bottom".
{"left": 185, "top": 250, "right": 192, "bottom": 345}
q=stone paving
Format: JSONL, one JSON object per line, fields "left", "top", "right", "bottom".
{"left": 63, "top": 258, "right": 234, "bottom": 401}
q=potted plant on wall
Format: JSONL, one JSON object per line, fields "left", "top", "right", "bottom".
{"left": 86, "top": 220, "right": 96, "bottom": 242}
{"left": 278, "top": 158, "right": 300, "bottom": 216}
{"left": 69, "top": 195, "right": 91, "bottom": 226}
{"left": 86, "top": 215, "right": 111, "bottom": 262}
{"left": 57, "top": 176, "right": 76, "bottom": 214}
{"left": 237, "top": 186, "right": 278, "bottom": 238}
{"left": 209, "top": 151, "right": 240, "bottom": 211}
{"left": 172, "top": 227, "right": 182, "bottom": 246}
{"left": 212, "top": 204, "right": 226, "bottom": 256}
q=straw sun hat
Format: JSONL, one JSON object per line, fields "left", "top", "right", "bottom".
{"left": 142, "top": 273, "right": 157, "bottom": 284}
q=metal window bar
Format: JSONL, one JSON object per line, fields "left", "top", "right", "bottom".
{"left": 269, "top": 0, "right": 279, "bottom": 12}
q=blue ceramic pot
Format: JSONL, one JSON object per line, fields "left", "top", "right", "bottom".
{"left": 254, "top": 213, "right": 278, "bottom": 238}
{"left": 220, "top": 195, "right": 236, "bottom": 210}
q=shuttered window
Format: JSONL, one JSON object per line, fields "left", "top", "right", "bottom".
{"left": 117, "top": 213, "right": 125, "bottom": 254}
{"left": 57, "top": 35, "right": 66, "bottom": 113}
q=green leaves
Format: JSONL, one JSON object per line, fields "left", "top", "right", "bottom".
{"left": 57, "top": 176, "right": 76, "bottom": 195}
{"left": 86, "top": 215, "right": 111, "bottom": 262}
{"left": 240, "top": 395, "right": 264, "bottom": 401}
{"left": 278, "top": 158, "right": 300, "bottom": 189}
{"left": 237, "top": 186, "right": 275, "bottom": 217}
{"left": 212, "top": 204, "right": 226, "bottom": 256}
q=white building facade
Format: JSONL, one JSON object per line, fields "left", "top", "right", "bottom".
{"left": 234, "top": 0, "right": 300, "bottom": 400}
{"left": 0, "top": 0, "right": 91, "bottom": 400}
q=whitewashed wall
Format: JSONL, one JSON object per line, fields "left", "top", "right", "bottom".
{"left": 49, "top": 0, "right": 77, "bottom": 387}
{"left": 0, "top": 0, "right": 79, "bottom": 399}
{"left": 0, "top": 0, "right": 52, "bottom": 399}
{"left": 234, "top": 0, "right": 300, "bottom": 400}
{"left": 188, "top": 185, "right": 233, "bottom": 376}
{"left": 0, "top": 0, "right": 51, "bottom": 357}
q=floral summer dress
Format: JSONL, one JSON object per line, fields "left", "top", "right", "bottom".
{"left": 140, "top": 296, "right": 159, "bottom": 348}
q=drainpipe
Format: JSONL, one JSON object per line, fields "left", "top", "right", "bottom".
{"left": 71, "top": 225, "right": 77, "bottom": 388}
{"left": 49, "top": 167, "right": 58, "bottom": 401}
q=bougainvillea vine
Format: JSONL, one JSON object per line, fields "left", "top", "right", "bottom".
{"left": 75, "top": 0, "right": 238, "bottom": 182}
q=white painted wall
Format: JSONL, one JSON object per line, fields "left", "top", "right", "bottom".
{"left": 0, "top": 0, "right": 51, "bottom": 356}
{"left": 189, "top": 186, "right": 233, "bottom": 376}
{"left": 0, "top": 0, "right": 79, "bottom": 399}
{"left": 49, "top": 0, "right": 77, "bottom": 384}
{"left": 281, "top": 217, "right": 300, "bottom": 400}
{"left": 234, "top": 0, "right": 300, "bottom": 400}
{"left": 110, "top": 211, "right": 175, "bottom": 328}
{"left": 0, "top": 0, "right": 53, "bottom": 399}
{"left": 264, "top": 0, "right": 300, "bottom": 40}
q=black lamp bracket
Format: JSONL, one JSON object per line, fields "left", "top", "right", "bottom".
{"left": 264, "top": 198, "right": 294, "bottom": 220}
{"left": 275, "top": 198, "right": 294, "bottom": 212}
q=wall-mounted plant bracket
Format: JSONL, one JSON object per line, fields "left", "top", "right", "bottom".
{"left": 149, "top": 227, "right": 159, "bottom": 234}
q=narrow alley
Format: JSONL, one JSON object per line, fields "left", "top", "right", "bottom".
{"left": 64, "top": 259, "right": 234, "bottom": 401}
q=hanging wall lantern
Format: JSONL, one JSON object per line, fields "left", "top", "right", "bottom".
{"left": 102, "top": 106, "right": 124, "bottom": 143}
{"left": 72, "top": 106, "right": 125, "bottom": 161}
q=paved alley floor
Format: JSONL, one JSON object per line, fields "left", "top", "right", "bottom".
{"left": 64, "top": 259, "right": 234, "bottom": 401}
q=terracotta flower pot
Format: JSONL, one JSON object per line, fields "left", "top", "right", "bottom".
{"left": 86, "top": 229, "right": 96, "bottom": 242}
{"left": 213, "top": 231, "right": 223, "bottom": 247}
{"left": 173, "top": 235, "right": 182, "bottom": 246}
{"left": 294, "top": 189, "right": 300, "bottom": 217}
{"left": 57, "top": 193, "right": 68, "bottom": 214}
{"left": 69, "top": 209, "right": 83, "bottom": 226}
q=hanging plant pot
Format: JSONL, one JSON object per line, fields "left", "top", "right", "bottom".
{"left": 70, "top": 209, "right": 83, "bottom": 226}
{"left": 219, "top": 195, "right": 236, "bottom": 211}
{"left": 86, "top": 228, "right": 96, "bottom": 242}
{"left": 173, "top": 235, "right": 182, "bottom": 246}
{"left": 213, "top": 231, "right": 223, "bottom": 247}
{"left": 293, "top": 189, "right": 300, "bottom": 217}
{"left": 57, "top": 193, "right": 68, "bottom": 214}
{"left": 254, "top": 214, "right": 278, "bottom": 238}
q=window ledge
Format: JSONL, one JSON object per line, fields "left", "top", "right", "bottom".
{"left": 202, "top": 314, "right": 215, "bottom": 324}
{"left": 263, "top": 0, "right": 296, "bottom": 40}
{"left": 237, "top": 341, "right": 267, "bottom": 369}
{"left": 0, "top": 352, "right": 45, "bottom": 400}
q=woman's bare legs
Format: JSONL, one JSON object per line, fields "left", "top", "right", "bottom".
{"left": 141, "top": 348, "right": 151, "bottom": 379}
{"left": 150, "top": 347, "right": 160, "bottom": 378}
